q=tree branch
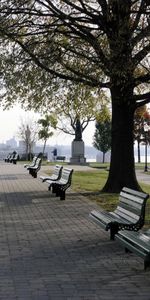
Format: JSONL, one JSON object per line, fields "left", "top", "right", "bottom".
{"left": 134, "top": 73, "right": 150, "bottom": 86}
{"left": 135, "top": 98, "right": 150, "bottom": 109}
{"left": 132, "top": 24, "right": 150, "bottom": 47}
{"left": 131, "top": 0, "right": 146, "bottom": 33}
{"left": 133, "top": 91, "right": 150, "bottom": 101}
{"left": 14, "top": 38, "right": 108, "bottom": 87}
{"left": 133, "top": 43, "right": 150, "bottom": 66}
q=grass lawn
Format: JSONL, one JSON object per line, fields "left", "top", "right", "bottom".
{"left": 72, "top": 169, "right": 150, "bottom": 225}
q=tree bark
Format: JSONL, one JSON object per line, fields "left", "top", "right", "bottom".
{"left": 102, "top": 90, "right": 142, "bottom": 193}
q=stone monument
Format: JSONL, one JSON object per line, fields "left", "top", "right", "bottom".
{"left": 70, "top": 119, "right": 86, "bottom": 164}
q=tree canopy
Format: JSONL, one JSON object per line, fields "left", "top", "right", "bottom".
{"left": 0, "top": 1, "right": 150, "bottom": 192}
{"left": 54, "top": 83, "right": 109, "bottom": 136}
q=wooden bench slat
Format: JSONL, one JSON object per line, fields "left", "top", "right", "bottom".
{"left": 115, "top": 203, "right": 142, "bottom": 218}
{"left": 114, "top": 207, "right": 140, "bottom": 222}
{"left": 40, "top": 165, "right": 63, "bottom": 182}
{"left": 118, "top": 201, "right": 144, "bottom": 215}
{"left": 25, "top": 156, "right": 37, "bottom": 168}
{"left": 117, "top": 231, "right": 150, "bottom": 251}
{"left": 109, "top": 211, "right": 134, "bottom": 224}
{"left": 121, "top": 187, "right": 148, "bottom": 199}
{"left": 90, "top": 210, "right": 115, "bottom": 226}
{"left": 120, "top": 192, "right": 147, "bottom": 204}
{"left": 116, "top": 229, "right": 150, "bottom": 270}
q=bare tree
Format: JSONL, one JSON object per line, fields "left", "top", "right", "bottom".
{"left": 18, "top": 117, "right": 39, "bottom": 160}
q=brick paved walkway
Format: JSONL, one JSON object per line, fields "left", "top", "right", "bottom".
{"left": 0, "top": 162, "right": 150, "bottom": 299}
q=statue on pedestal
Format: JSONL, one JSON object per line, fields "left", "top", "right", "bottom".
{"left": 70, "top": 117, "right": 86, "bottom": 164}
{"left": 74, "top": 118, "right": 82, "bottom": 141}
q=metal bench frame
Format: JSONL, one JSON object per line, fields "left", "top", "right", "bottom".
{"left": 89, "top": 187, "right": 149, "bottom": 240}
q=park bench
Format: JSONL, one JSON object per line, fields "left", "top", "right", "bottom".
{"left": 11, "top": 153, "right": 18, "bottom": 164}
{"left": 40, "top": 165, "right": 63, "bottom": 182}
{"left": 116, "top": 229, "right": 150, "bottom": 270}
{"left": 4, "top": 154, "right": 11, "bottom": 162}
{"left": 56, "top": 156, "right": 66, "bottom": 162}
{"left": 45, "top": 167, "right": 73, "bottom": 200}
{"left": 27, "top": 157, "right": 42, "bottom": 178}
{"left": 5, "top": 153, "right": 15, "bottom": 163}
{"left": 9, "top": 153, "right": 18, "bottom": 164}
{"left": 24, "top": 156, "right": 37, "bottom": 168}
{"left": 89, "top": 187, "right": 149, "bottom": 240}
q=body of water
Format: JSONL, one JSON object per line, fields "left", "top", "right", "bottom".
{"left": 86, "top": 156, "right": 150, "bottom": 164}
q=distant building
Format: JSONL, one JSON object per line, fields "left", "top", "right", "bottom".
{"left": 6, "top": 137, "right": 17, "bottom": 148}
{"left": 18, "top": 140, "right": 26, "bottom": 152}
{"left": 0, "top": 143, "right": 10, "bottom": 150}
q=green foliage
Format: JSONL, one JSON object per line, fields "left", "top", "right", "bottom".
{"left": 54, "top": 83, "right": 110, "bottom": 136}
{"left": 93, "top": 119, "right": 111, "bottom": 162}
{"left": 38, "top": 114, "right": 57, "bottom": 157}
{"left": 134, "top": 106, "right": 150, "bottom": 144}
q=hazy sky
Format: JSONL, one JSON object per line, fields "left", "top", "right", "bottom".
{"left": 0, "top": 105, "right": 95, "bottom": 146}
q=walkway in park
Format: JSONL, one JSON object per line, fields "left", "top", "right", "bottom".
{"left": 0, "top": 162, "right": 150, "bottom": 300}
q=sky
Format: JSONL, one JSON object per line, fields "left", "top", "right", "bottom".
{"left": 0, "top": 105, "right": 95, "bottom": 146}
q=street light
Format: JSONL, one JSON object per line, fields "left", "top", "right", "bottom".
{"left": 144, "top": 123, "right": 149, "bottom": 172}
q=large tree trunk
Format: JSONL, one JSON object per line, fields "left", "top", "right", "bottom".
{"left": 102, "top": 90, "right": 141, "bottom": 193}
{"left": 102, "top": 1, "right": 142, "bottom": 193}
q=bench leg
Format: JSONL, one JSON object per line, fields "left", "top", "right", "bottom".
{"left": 60, "top": 190, "right": 65, "bottom": 200}
{"left": 51, "top": 184, "right": 57, "bottom": 193}
{"left": 48, "top": 184, "right": 51, "bottom": 191}
{"left": 29, "top": 169, "right": 32, "bottom": 175}
{"left": 33, "top": 172, "right": 37, "bottom": 178}
{"left": 144, "top": 254, "right": 150, "bottom": 271}
{"left": 110, "top": 223, "right": 119, "bottom": 240}
{"left": 125, "top": 247, "right": 132, "bottom": 253}
{"left": 56, "top": 187, "right": 61, "bottom": 197}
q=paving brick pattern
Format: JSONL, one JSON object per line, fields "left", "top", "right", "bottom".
{"left": 0, "top": 162, "right": 150, "bottom": 299}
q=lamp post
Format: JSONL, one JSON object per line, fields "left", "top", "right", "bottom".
{"left": 144, "top": 124, "right": 149, "bottom": 172}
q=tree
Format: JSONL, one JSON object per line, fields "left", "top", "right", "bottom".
{"left": 134, "top": 106, "right": 150, "bottom": 162}
{"left": 134, "top": 105, "right": 147, "bottom": 163}
{"left": 38, "top": 114, "right": 57, "bottom": 159}
{"left": 93, "top": 119, "right": 111, "bottom": 163}
{"left": 142, "top": 109, "right": 150, "bottom": 146}
{"left": 18, "top": 118, "right": 38, "bottom": 160}
{"left": 1, "top": 1, "right": 150, "bottom": 192}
